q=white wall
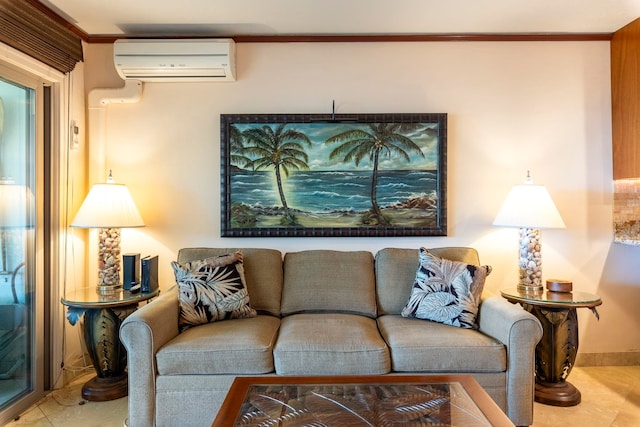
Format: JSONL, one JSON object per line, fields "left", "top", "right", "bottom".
{"left": 78, "top": 40, "right": 640, "bottom": 357}
{"left": 58, "top": 58, "right": 89, "bottom": 380}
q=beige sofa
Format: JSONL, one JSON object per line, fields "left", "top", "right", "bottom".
{"left": 120, "top": 247, "right": 542, "bottom": 427}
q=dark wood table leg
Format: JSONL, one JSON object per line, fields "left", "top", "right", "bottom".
{"left": 81, "top": 304, "right": 136, "bottom": 401}
{"left": 525, "top": 304, "right": 580, "bottom": 407}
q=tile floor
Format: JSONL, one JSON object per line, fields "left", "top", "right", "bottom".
{"left": 2, "top": 366, "right": 639, "bottom": 426}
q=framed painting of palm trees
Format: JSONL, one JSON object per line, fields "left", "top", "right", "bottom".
{"left": 220, "top": 113, "right": 447, "bottom": 237}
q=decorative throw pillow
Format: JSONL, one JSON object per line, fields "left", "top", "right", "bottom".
{"left": 401, "top": 248, "right": 491, "bottom": 329}
{"left": 172, "top": 251, "right": 256, "bottom": 331}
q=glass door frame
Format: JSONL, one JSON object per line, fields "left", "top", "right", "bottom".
{"left": 0, "top": 42, "right": 67, "bottom": 424}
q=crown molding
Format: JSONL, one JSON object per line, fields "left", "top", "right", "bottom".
{"left": 32, "top": 1, "right": 612, "bottom": 44}
{"left": 83, "top": 32, "right": 612, "bottom": 44}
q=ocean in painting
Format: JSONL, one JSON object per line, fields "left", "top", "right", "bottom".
{"left": 231, "top": 169, "right": 438, "bottom": 213}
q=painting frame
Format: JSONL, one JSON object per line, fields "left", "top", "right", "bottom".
{"left": 220, "top": 113, "right": 447, "bottom": 237}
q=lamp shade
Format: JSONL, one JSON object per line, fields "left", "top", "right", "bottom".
{"left": 0, "top": 180, "right": 34, "bottom": 228}
{"left": 493, "top": 174, "right": 565, "bottom": 229}
{"left": 71, "top": 179, "right": 144, "bottom": 229}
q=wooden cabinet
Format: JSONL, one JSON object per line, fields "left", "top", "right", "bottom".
{"left": 612, "top": 17, "right": 640, "bottom": 179}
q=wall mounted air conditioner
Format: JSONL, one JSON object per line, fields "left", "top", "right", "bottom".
{"left": 113, "top": 39, "right": 236, "bottom": 82}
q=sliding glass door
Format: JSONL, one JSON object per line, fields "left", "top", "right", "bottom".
{"left": 0, "top": 67, "right": 45, "bottom": 424}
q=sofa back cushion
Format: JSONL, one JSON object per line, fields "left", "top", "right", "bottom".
{"left": 281, "top": 250, "right": 376, "bottom": 318}
{"left": 375, "top": 247, "right": 481, "bottom": 316}
{"left": 177, "top": 248, "right": 283, "bottom": 316}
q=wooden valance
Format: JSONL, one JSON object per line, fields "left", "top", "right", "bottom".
{"left": 0, "top": 0, "right": 83, "bottom": 73}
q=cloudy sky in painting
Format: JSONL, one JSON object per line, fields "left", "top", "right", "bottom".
{"left": 232, "top": 121, "right": 440, "bottom": 171}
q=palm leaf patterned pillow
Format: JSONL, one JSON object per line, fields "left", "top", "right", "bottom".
{"left": 172, "top": 251, "right": 257, "bottom": 331}
{"left": 401, "top": 248, "right": 491, "bottom": 329}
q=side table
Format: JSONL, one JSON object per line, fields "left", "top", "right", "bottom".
{"left": 500, "top": 287, "right": 601, "bottom": 407}
{"left": 61, "top": 287, "right": 159, "bottom": 401}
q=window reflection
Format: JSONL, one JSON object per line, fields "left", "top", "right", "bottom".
{"left": 0, "top": 80, "right": 35, "bottom": 413}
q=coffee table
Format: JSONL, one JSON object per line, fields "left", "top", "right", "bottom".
{"left": 212, "top": 374, "right": 514, "bottom": 426}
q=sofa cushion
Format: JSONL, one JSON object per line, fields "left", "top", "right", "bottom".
{"left": 377, "top": 315, "right": 506, "bottom": 372}
{"left": 274, "top": 313, "right": 390, "bottom": 375}
{"left": 178, "top": 248, "right": 283, "bottom": 316}
{"left": 281, "top": 250, "right": 376, "bottom": 317}
{"left": 172, "top": 251, "right": 256, "bottom": 331}
{"left": 156, "top": 315, "right": 280, "bottom": 375}
{"left": 401, "top": 248, "right": 491, "bottom": 329}
{"left": 375, "top": 247, "right": 481, "bottom": 316}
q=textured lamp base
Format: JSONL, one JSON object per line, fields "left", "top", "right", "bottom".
{"left": 518, "top": 227, "right": 544, "bottom": 292}
{"left": 97, "top": 227, "right": 122, "bottom": 294}
{"left": 517, "top": 285, "right": 544, "bottom": 294}
{"left": 95, "top": 284, "right": 122, "bottom": 295}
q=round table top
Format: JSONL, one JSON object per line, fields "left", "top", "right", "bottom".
{"left": 500, "top": 287, "right": 602, "bottom": 309}
{"left": 61, "top": 287, "right": 159, "bottom": 309}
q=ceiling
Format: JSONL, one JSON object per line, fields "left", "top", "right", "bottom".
{"left": 40, "top": 0, "right": 640, "bottom": 38}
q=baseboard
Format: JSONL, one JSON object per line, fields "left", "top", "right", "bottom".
{"left": 576, "top": 352, "right": 640, "bottom": 366}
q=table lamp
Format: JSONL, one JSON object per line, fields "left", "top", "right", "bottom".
{"left": 0, "top": 178, "right": 34, "bottom": 276}
{"left": 71, "top": 171, "right": 144, "bottom": 294}
{"left": 493, "top": 172, "right": 565, "bottom": 293}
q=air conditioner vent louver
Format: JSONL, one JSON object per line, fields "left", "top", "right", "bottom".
{"left": 113, "top": 39, "right": 236, "bottom": 82}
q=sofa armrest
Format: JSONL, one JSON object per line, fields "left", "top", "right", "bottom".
{"left": 478, "top": 296, "right": 543, "bottom": 427}
{"left": 120, "top": 286, "right": 180, "bottom": 427}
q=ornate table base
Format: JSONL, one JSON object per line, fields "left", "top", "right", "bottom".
{"left": 525, "top": 305, "right": 580, "bottom": 407}
{"left": 62, "top": 287, "right": 160, "bottom": 402}
{"left": 535, "top": 379, "right": 581, "bottom": 407}
{"left": 501, "top": 287, "right": 601, "bottom": 408}
{"left": 81, "top": 374, "right": 128, "bottom": 401}
{"left": 81, "top": 304, "right": 136, "bottom": 401}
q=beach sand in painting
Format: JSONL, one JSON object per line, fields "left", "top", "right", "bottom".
{"left": 249, "top": 208, "right": 436, "bottom": 228}
{"left": 231, "top": 196, "right": 438, "bottom": 229}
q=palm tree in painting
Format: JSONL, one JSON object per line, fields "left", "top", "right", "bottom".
{"left": 229, "top": 124, "right": 251, "bottom": 168}
{"left": 243, "top": 123, "right": 312, "bottom": 225}
{"left": 325, "top": 123, "right": 424, "bottom": 226}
